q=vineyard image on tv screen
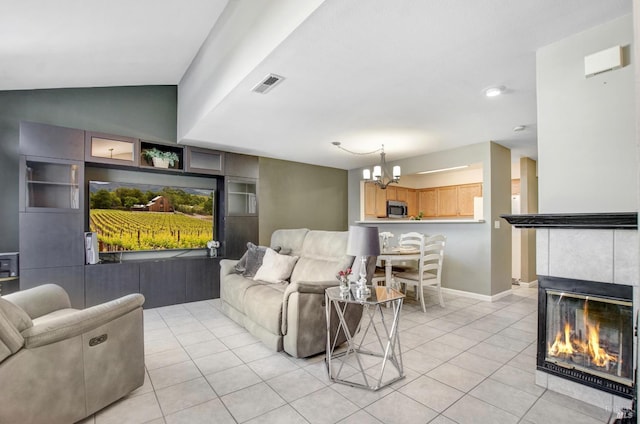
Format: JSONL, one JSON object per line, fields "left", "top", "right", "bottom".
{"left": 89, "top": 181, "right": 214, "bottom": 252}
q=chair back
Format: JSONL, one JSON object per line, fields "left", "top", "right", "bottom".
{"left": 419, "top": 234, "right": 446, "bottom": 277}
{"left": 398, "top": 232, "right": 424, "bottom": 250}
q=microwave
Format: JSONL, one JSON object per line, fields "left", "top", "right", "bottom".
{"left": 386, "top": 200, "right": 407, "bottom": 218}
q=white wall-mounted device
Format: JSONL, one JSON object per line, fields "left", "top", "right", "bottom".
{"left": 85, "top": 232, "right": 99, "bottom": 264}
{"left": 584, "top": 45, "right": 623, "bottom": 78}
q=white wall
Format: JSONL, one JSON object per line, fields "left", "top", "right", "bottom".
{"left": 536, "top": 14, "right": 636, "bottom": 213}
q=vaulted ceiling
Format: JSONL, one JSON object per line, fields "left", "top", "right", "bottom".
{"left": 1, "top": 0, "right": 632, "bottom": 169}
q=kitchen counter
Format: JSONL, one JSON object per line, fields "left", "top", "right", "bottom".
{"left": 357, "top": 219, "right": 485, "bottom": 224}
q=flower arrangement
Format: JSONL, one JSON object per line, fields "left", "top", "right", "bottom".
{"left": 336, "top": 268, "right": 352, "bottom": 283}
{"left": 337, "top": 268, "right": 352, "bottom": 293}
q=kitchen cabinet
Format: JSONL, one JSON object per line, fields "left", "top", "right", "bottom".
{"left": 457, "top": 183, "right": 482, "bottom": 216}
{"left": 395, "top": 187, "right": 408, "bottom": 203}
{"left": 414, "top": 183, "right": 482, "bottom": 218}
{"left": 385, "top": 186, "right": 397, "bottom": 201}
{"left": 419, "top": 188, "right": 438, "bottom": 217}
{"left": 437, "top": 186, "right": 458, "bottom": 217}
{"left": 375, "top": 185, "right": 387, "bottom": 217}
{"left": 364, "top": 183, "right": 377, "bottom": 216}
{"left": 430, "top": 183, "right": 482, "bottom": 217}
{"left": 363, "top": 182, "right": 388, "bottom": 217}
{"left": 406, "top": 189, "right": 418, "bottom": 217}
{"left": 365, "top": 183, "right": 417, "bottom": 217}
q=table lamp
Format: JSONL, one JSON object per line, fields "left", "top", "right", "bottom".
{"left": 346, "top": 225, "right": 380, "bottom": 297}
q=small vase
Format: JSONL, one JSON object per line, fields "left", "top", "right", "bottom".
{"left": 339, "top": 277, "right": 350, "bottom": 295}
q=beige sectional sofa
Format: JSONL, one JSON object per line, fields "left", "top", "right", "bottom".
{"left": 220, "top": 228, "right": 362, "bottom": 358}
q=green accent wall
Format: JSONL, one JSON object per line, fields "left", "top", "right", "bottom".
{"left": 0, "top": 86, "right": 177, "bottom": 252}
{"left": 258, "top": 157, "right": 348, "bottom": 244}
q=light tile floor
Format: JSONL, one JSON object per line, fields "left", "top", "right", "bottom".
{"left": 78, "top": 286, "right": 616, "bottom": 424}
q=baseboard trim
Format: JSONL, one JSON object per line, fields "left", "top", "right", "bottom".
{"left": 518, "top": 279, "right": 538, "bottom": 288}
{"left": 441, "top": 287, "right": 513, "bottom": 302}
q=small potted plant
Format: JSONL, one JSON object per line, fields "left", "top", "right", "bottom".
{"left": 142, "top": 148, "right": 179, "bottom": 168}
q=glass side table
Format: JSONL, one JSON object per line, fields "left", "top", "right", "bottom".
{"left": 325, "top": 285, "right": 405, "bottom": 391}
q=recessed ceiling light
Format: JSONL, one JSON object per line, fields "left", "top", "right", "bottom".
{"left": 513, "top": 125, "right": 526, "bottom": 132}
{"left": 484, "top": 86, "right": 505, "bottom": 97}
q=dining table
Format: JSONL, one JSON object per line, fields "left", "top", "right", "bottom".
{"left": 377, "top": 247, "right": 421, "bottom": 286}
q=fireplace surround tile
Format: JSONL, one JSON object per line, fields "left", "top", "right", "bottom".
{"left": 538, "top": 371, "right": 631, "bottom": 413}
{"left": 548, "top": 229, "right": 614, "bottom": 283}
{"left": 536, "top": 228, "right": 549, "bottom": 276}
{"left": 614, "top": 229, "right": 639, "bottom": 285}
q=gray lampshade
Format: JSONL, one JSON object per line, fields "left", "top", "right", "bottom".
{"left": 347, "top": 225, "right": 380, "bottom": 256}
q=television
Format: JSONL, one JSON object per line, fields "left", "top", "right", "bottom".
{"left": 89, "top": 181, "right": 214, "bottom": 252}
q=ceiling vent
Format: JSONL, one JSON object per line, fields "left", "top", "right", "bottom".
{"left": 252, "top": 74, "right": 285, "bottom": 94}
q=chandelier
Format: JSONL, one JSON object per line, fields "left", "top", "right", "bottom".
{"left": 333, "top": 142, "right": 401, "bottom": 190}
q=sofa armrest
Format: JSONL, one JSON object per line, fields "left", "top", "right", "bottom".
{"left": 4, "top": 284, "right": 71, "bottom": 319}
{"left": 281, "top": 280, "right": 338, "bottom": 336}
{"left": 284, "top": 280, "right": 338, "bottom": 296}
{"left": 21, "top": 294, "right": 145, "bottom": 349}
{"left": 220, "top": 259, "right": 239, "bottom": 277}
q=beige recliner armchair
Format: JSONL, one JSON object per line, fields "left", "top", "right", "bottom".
{"left": 0, "top": 284, "right": 145, "bottom": 424}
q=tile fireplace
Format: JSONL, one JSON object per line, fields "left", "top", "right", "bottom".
{"left": 502, "top": 212, "right": 638, "bottom": 410}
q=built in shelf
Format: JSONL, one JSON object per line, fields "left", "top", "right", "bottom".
{"left": 500, "top": 213, "right": 637, "bottom": 229}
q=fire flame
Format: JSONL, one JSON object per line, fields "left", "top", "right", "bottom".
{"left": 547, "top": 304, "right": 618, "bottom": 369}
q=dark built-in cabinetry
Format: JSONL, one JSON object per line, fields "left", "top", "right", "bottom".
{"left": 19, "top": 121, "right": 258, "bottom": 308}
{"left": 84, "top": 257, "right": 220, "bottom": 308}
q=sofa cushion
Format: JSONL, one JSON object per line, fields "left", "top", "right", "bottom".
{"left": 0, "top": 297, "right": 33, "bottom": 332}
{"left": 220, "top": 273, "right": 259, "bottom": 314}
{"left": 243, "top": 283, "right": 287, "bottom": 335}
{"left": 253, "top": 248, "right": 299, "bottom": 284}
{"left": 290, "top": 230, "right": 352, "bottom": 284}
{"left": 270, "top": 229, "right": 309, "bottom": 257}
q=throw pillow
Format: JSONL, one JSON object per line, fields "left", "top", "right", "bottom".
{"left": 253, "top": 248, "right": 299, "bottom": 283}
{"left": 240, "top": 243, "right": 282, "bottom": 277}
{"left": 234, "top": 250, "right": 249, "bottom": 273}
{"left": 0, "top": 297, "right": 33, "bottom": 332}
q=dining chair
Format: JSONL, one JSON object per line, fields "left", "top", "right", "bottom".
{"left": 391, "top": 232, "right": 424, "bottom": 273}
{"left": 394, "top": 234, "right": 446, "bottom": 312}
{"left": 372, "top": 231, "right": 423, "bottom": 287}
